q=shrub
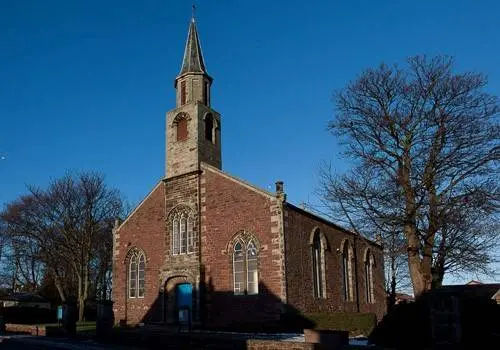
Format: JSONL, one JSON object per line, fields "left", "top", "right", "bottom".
{"left": 368, "top": 302, "right": 430, "bottom": 348}
{"left": 281, "top": 311, "right": 377, "bottom": 336}
{"left": 304, "top": 312, "right": 377, "bottom": 336}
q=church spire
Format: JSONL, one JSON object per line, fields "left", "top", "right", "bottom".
{"left": 166, "top": 11, "right": 221, "bottom": 178}
{"left": 178, "top": 16, "right": 210, "bottom": 78}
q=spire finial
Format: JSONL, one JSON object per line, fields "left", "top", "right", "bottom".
{"left": 192, "top": 4, "right": 196, "bottom": 23}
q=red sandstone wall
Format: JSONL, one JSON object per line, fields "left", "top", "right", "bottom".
{"left": 162, "top": 171, "right": 201, "bottom": 323}
{"left": 284, "top": 205, "right": 386, "bottom": 320}
{"left": 200, "top": 166, "right": 285, "bottom": 327}
{"left": 112, "top": 181, "right": 166, "bottom": 324}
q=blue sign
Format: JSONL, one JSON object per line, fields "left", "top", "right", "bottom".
{"left": 57, "top": 305, "right": 63, "bottom": 320}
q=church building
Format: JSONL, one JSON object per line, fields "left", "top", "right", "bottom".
{"left": 112, "top": 17, "right": 386, "bottom": 329}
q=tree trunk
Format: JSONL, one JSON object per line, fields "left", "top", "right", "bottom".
{"left": 431, "top": 261, "right": 445, "bottom": 289}
{"left": 82, "top": 265, "right": 89, "bottom": 321}
{"left": 77, "top": 274, "right": 84, "bottom": 321}
{"left": 400, "top": 152, "right": 428, "bottom": 298}
{"left": 407, "top": 240, "right": 426, "bottom": 297}
{"left": 53, "top": 272, "right": 67, "bottom": 303}
{"left": 388, "top": 253, "right": 397, "bottom": 311}
{"left": 422, "top": 178, "right": 439, "bottom": 291}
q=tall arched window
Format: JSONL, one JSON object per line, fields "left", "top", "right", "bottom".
{"left": 365, "top": 249, "right": 375, "bottom": 303}
{"left": 247, "top": 241, "right": 258, "bottom": 295}
{"left": 231, "top": 235, "right": 259, "bottom": 295}
{"left": 342, "top": 240, "right": 354, "bottom": 301}
{"left": 204, "top": 113, "right": 214, "bottom": 143}
{"left": 171, "top": 207, "right": 194, "bottom": 255}
{"left": 233, "top": 242, "right": 244, "bottom": 294}
{"left": 128, "top": 250, "right": 146, "bottom": 298}
{"left": 312, "top": 230, "right": 326, "bottom": 298}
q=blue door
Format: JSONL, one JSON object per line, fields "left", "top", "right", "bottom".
{"left": 176, "top": 283, "right": 192, "bottom": 324}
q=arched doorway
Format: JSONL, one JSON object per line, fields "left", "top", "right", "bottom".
{"left": 163, "top": 276, "right": 194, "bottom": 324}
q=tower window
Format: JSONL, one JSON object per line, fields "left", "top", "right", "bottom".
{"left": 203, "top": 81, "right": 209, "bottom": 106}
{"left": 180, "top": 80, "right": 187, "bottom": 105}
{"left": 177, "top": 118, "right": 188, "bottom": 141}
{"left": 204, "top": 113, "right": 214, "bottom": 142}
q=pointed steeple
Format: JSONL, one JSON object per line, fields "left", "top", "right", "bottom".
{"left": 166, "top": 12, "right": 221, "bottom": 179}
{"left": 178, "top": 17, "right": 210, "bottom": 78}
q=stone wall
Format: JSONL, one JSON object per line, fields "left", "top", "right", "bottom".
{"left": 112, "top": 181, "right": 166, "bottom": 324}
{"left": 166, "top": 102, "right": 221, "bottom": 178}
{"left": 5, "top": 324, "right": 46, "bottom": 336}
{"left": 283, "top": 205, "right": 386, "bottom": 320}
{"left": 162, "top": 171, "right": 202, "bottom": 323}
{"left": 246, "top": 339, "right": 315, "bottom": 350}
{"left": 200, "top": 164, "right": 285, "bottom": 327}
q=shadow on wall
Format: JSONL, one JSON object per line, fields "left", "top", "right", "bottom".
{"left": 139, "top": 273, "right": 316, "bottom": 333}
{"left": 369, "top": 288, "right": 500, "bottom": 349}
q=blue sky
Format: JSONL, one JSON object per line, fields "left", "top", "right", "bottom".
{"left": 1, "top": 1, "right": 499, "bottom": 282}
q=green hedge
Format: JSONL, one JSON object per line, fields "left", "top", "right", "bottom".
{"left": 304, "top": 312, "right": 377, "bottom": 336}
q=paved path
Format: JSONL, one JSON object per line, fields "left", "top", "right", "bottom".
{"left": 0, "top": 335, "right": 140, "bottom": 349}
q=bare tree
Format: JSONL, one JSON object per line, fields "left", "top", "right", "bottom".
{"left": 1, "top": 172, "right": 124, "bottom": 320}
{"left": 2, "top": 193, "right": 71, "bottom": 301}
{"left": 319, "top": 56, "right": 500, "bottom": 297}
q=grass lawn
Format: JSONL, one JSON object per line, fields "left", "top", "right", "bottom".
{"left": 37, "top": 321, "right": 96, "bottom": 333}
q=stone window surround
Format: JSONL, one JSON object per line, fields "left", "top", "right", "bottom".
{"left": 364, "top": 248, "right": 376, "bottom": 304}
{"left": 203, "top": 112, "right": 219, "bottom": 144}
{"left": 227, "top": 230, "right": 260, "bottom": 296}
{"left": 170, "top": 206, "right": 195, "bottom": 256}
{"left": 309, "top": 228, "right": 328, "bottom": 299}
{"left": 126, "top": 248, "right": 146, "bottom": 299}
{"left": 341, "top": 239, "right": 355, "bottom": 302}
{"left": 172, "top": 112, "right": 191, "bottom": 143}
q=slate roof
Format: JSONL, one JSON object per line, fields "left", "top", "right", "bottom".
{"left": 178, "top": 18, "right": 209, "bottom": 78}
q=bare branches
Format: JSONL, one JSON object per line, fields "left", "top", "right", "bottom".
{"left": 1, "top": 171, "right": 125, "bottom": 319}
{"left": 320, "top": 55, "right": 500, "bottom": 296}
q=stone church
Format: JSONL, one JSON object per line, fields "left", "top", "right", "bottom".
{"left": 112, "top": 17, "right": 386, "bottom": 329}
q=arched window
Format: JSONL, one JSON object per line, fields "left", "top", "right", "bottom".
{"left": 231, "top": 235, "right": 259, "bottom": 295}
{"left": 233, "top": 242, "right": 244, "bottom": 294}
{"left": 312, "top": 230, "right": 326, "bottom": 298}
{"left": 171, "top": 207, "right": 194, "bottom": 255}
{"left": 180, "top": 80, "right": 187, "bottom": 105}
{"left": 365, "top": 249, "right": 375, "bottom": 303}
{"left": 342, "top": 240, "right": 354, "bottom": 301}
{"left": 204, "top": 113, "right": 214, "bottom": 143}
{"left": 176, "top": 118, "right": 188, "bottom": 141}
{"left": 203, "top": 81, "right": 210, "bottom": 106}
{"left": 246, "top": 241, "right": 258, "bottom": 295}
{"left": 129, "top": 254, "right": 137, "bottom": 298}
{"left": 128, "top": 250, "right": 146, "bottom": 298}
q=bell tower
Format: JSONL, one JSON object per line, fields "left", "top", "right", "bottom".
{"left": 165, "top": 17, "right": 221, "bottom": 178}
